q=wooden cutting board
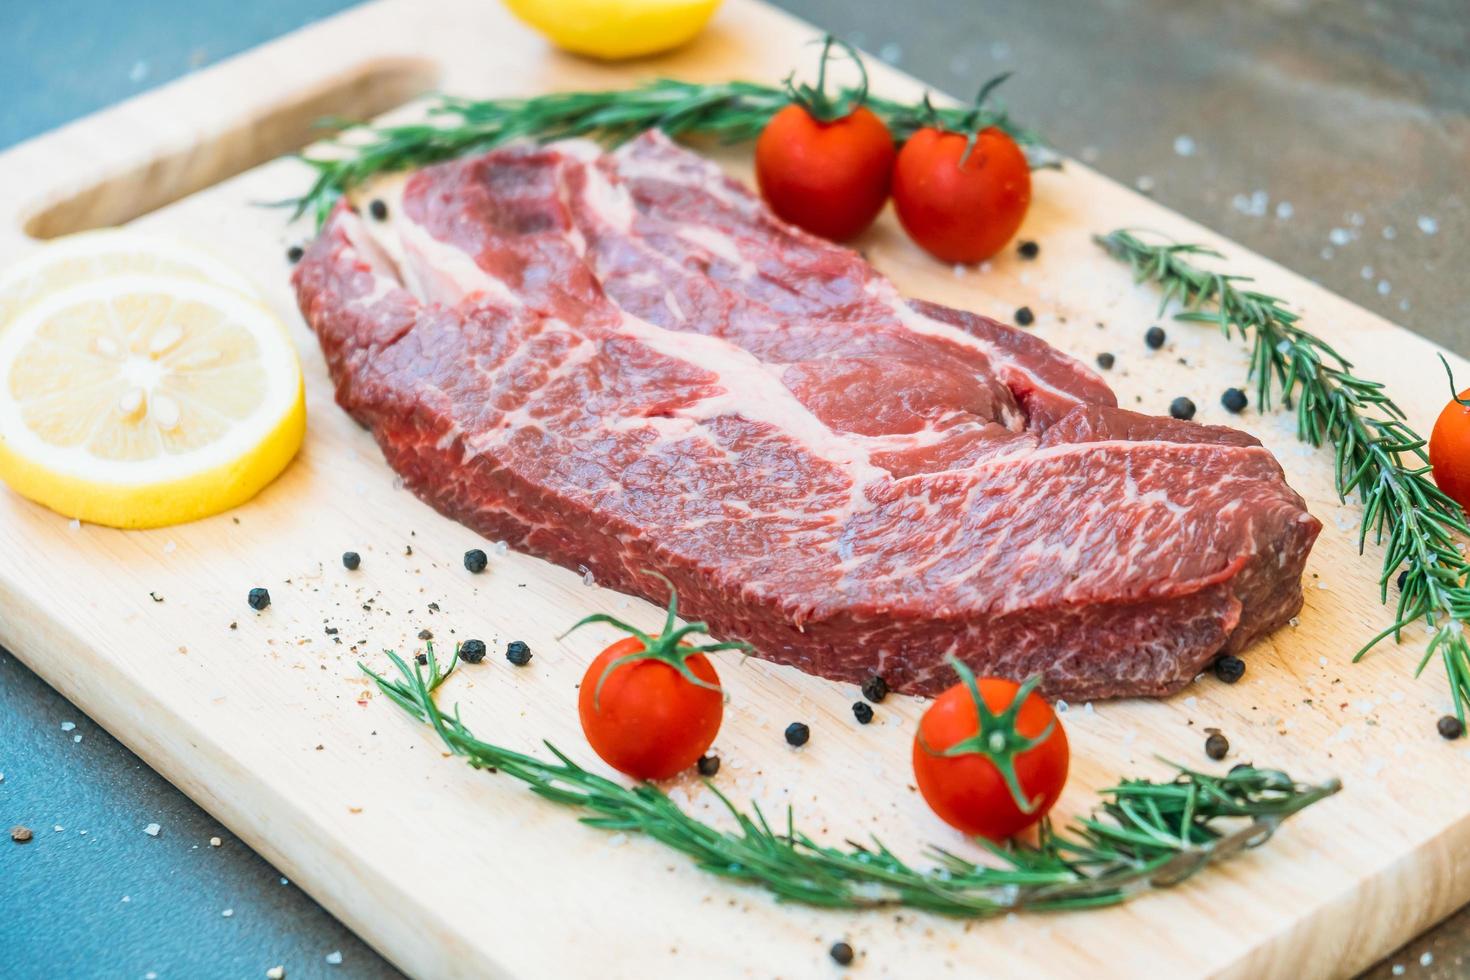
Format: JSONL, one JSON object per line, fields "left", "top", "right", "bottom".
{"left": 2, "top": 2, "right": 1466, "bottom": 976}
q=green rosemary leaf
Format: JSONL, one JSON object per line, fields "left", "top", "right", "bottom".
{"left": 1095, "top": 228, "right": 1470, "bottom": 721}
{"left": 361, "top": 651, "right": 1336, "bottom": 918}
{"left": 281, "top": 71, "right": 1051, "bottom": 227}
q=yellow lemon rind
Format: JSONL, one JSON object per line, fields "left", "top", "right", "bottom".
{"left": 0, "top": 375, "right": 305, "bottom": 529}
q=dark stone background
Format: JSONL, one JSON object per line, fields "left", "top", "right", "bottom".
{"left": 2, "top": 1, "right": 1464, "bottom": 976}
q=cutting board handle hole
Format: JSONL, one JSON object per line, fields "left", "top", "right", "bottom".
{"left": 22, "top": 57, "right": 441, "bottom": 240}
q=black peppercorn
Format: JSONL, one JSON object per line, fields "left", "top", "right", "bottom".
{"left": 369, "top": 199, "right": 388, "bottom": 221}
{"left": 414, "top": 652, "right": 427, "bottom": 665}
{"left": 1213, "top": 654, "right": 1246, "bottom": 684}
{"left": 1096, "top": 352, "right": 1115, "bottom": 370}
{"left": 829, "top": 941, "right": 855, "bottom": 966}
{"left": 417, "top": 629, "right": 433, "bottom": 641}
{"left": 247, "top": 587, "right": 270, "bottom": 611}
{"left": 697, "top": 754, "right": 720, "bottom": 776}
{"left": 1221, "top": 387, "right": 1248, "bottom": 413}
{"left": 860, "top": 675, "right": 888, "bottom": 703}
{"left": 1205, "top": 732, "right": 1229, "bottom": 760}
{"left": 1169, "top": 396, "right": 1196, "bottom": 421}
{"left": 1017, "top": 240, "right": 1039, "bottom": 260}
{"left": 458, "top": 639, "right": 487, "bottom": 663}
{"left": 784, "top": 722, "right": 810, "bottom": 746}
{"left": 1439, "top": 715, "right": 1464, "bottom": 740}
{"left": 506, "top": 640, "right": 532, "bottom": 666}
{"left": 1145, "top": 325, "right": 1166, "bottom": 349}
{"left": 852, "top": 702, "right": 874, "bottom": 725}
{"left": 286, "top": 245, "right": 304, "bottom": 264}
{"left": 463, "top": 549, "right": 488, "bottom": 573}
{"left": 1398, "top": 569, "right": 1410, "bottom": 591}
{"left": 1014, "top": 306, "right": 1035, "bottom": 327}
{"left": 342, "top": 551, "right": 361, "bottom": 571}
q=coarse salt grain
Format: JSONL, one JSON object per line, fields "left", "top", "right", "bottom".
{"left": 1377, "top": 280, "right": 1391, "bottom": 296}
{"left": 1328, "top": 228, "right": 1351, "bottom": 246}
{"left": 1275, "top": 201, "right": 1294, "bottom": 220}
{"left": 222, "top": 908, "right": 234, "bottom": 918}
{"left": 1417, "top": 216, "right": 1439, "bottom": 235}
{"left": 1421, "top": 952, "right": 1434, "bottom": 966}
{"left": 73, "top": 735, "right": 82, "bottom": 743}
{"left": 267, "top": 968, "right": 285, "bottom": 980}
{"left": 67, "top": 518, "right": 81, "bottom": 531}
{"left": 1361, "top": 265, "right": 1374, "bottom": 280}
{"left": 60, "top": 721, "right": 75, "bottom": 731}
{"left": 325, "top": 952, "right": 343, "bottom": 966}
{"left": 1173, "top": 135, "right": 1196, "bottom": 157}
{"left": 163, "top": 540, "right": 176, "bottom": 554}
{"left": 1055, "top": 699, "right": 1069, "bottom": 713}
{"left": 144, "top": 823, "right": 161, "bottom": 837}
{"left": 210, "top": 837, "right": 222, "bottom": 847}
{"left": 1135, "top": 175, "right": 1155, "bottom": 193}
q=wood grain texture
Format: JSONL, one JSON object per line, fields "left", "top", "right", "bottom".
{"left": 0, "top": 2, "right": 1465, "bottom": 977}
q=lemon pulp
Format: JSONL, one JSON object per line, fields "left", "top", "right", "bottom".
{"left": 0, "top": 274, "right": 305, "bottom": 528}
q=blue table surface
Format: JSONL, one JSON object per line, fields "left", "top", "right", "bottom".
{"left": 2, "top": 1, "right": 1464, "bottom": 977}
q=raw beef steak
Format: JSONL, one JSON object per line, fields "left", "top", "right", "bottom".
{"left": 293, "top": 131, "right": 1320, "bottom": 699}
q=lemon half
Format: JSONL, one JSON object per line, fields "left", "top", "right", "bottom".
{"left": 504, "top": 0, "right": 723, "bottom": 60}
{"left": 0, "top": 275, "right": 305, "bottom": 528}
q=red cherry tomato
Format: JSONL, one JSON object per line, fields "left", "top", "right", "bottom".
{"left": 578, "top": 635, "right": 723, "bottom": 781}
{"left": 911, "top": 666, "right": 1068, "bottom": 840}
{"left": 1431, "top": 382, "right": 1470, "bottom": 513}
{"left": 892, "top": 126, "right": 1032, "bottom": 264}
{"left": 755, "top": 103, "right": 896, "bottom": 241}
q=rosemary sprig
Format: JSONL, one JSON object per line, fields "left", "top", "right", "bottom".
{"left": 362, "top": 646, "right": 1337, "bottom": 918}
{"left": 1096, "top": 229, "right": 1470, "bottom": 722}
{"left": 287, "top": 73, "right": 1045, "bottom": 228}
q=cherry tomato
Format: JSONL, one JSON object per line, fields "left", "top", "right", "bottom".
{"left": 578, "top": 635, "right": 723, "bottom": 780}
{"left": 892, "top": 126, "right": 1031, "bottom": 264}
{"left": 1431, "top": 378, "right": 1470, "bottom": 513}
{"left": 911, "top": 665, "right": 1068, "bottom": 840}
{"left": 755, "top": 103, "right": 896, "bottom": 241}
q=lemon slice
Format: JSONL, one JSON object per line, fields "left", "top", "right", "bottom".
{"left": 0, "top": 229, "right": 260, "bottom": 332}
{"left": 0, "top": 275, "right": 305, "bottom": 528}
{"left": 503, "top": 0, "right": 723, "bottom": 60}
